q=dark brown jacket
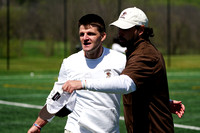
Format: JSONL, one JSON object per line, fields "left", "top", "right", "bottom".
{"left": 122, "top": 39, "right": 174, "bottom": 133}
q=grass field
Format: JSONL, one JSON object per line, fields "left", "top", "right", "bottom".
{"left": 0, "top": 55, "right": 200, "bottom": 133}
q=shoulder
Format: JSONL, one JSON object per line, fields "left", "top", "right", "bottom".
{"left": 103, "top": 47, "right": 126, "bottom": 63}
{"left": 138, "top": 41, "right": 158, "bottom": 55}
{"left": 63, "top": 50, "right": 84, "bottom": 63}
{"left": 132, "top": 41, "right": 159, "bottom": 60}
{"left": 104, "top": 47, "right": 126, "bottom": 58}
{"left": 103, "top": 47, "right": 126, "bottom": 65}
{"left": 130, "top": 41, "right": 162, "bottom": 65}
{"left": 59, "top": 50, "right": 85, "bottom": 73}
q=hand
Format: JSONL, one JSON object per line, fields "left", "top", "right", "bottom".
{"left": 27, "top": 125, "right": 41, "bottom": 133}
{"left": 170, "top": 100, "right": 185, "bottom": 118}
{"left": 62, "top": 80, "right": 83, "bottom": 93}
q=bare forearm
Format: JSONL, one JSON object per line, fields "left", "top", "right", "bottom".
{"left": 27, "top": 117, "right": 48, "bottom": 133}
{"left": 34, "top": 117, "right": 48, "bottom": 127}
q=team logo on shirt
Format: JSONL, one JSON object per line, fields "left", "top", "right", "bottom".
{"left": 104, "top": 69, "right": 111, "bottom": 78}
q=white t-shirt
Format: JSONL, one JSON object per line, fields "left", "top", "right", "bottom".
{"left": 58, "top": 47, "right": 126, "bottom": 133}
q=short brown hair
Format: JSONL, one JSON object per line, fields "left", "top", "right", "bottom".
{"left": 78, "top": 14, "right": 106, "bottom": 33}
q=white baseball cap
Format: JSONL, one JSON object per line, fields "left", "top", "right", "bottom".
{"left": 110, "top": 7, "right": 148, "bottom": 29}
{"left": 46, "top": 82, "right": 76, "bottom": 114}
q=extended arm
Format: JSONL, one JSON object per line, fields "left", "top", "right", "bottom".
{"left": 62, "top": 75, "right": 136, "bottom": 94}
{"left": 62, "top": 76, "right": 185, "bottom": 118}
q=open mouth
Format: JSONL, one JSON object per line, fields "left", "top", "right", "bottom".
{"left": 83, "top": 42, "right": 91, "bottom": 45}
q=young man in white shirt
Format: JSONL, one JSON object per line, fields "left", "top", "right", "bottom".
{"left": 28, "top": 14, "right": 130, "bottom": 133}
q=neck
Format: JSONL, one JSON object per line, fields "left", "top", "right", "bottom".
{"left": 85, "top": 46, "right": 103, "bottom": 59}
{"left": 126, "top": 38, "right": 139, "bottom": 50}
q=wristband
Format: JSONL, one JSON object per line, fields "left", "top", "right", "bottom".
{"left": 33, "top": 123, "right": 42, "bottom": 131}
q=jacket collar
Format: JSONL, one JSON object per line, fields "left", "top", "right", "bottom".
{"left": 125, "top": 38, "right": 145, "bottom": 58}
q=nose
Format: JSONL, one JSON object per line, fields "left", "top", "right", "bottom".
{"left": 83, "top": 34, "right": 89, "bottom": 40}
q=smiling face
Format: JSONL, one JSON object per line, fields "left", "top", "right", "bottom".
{"left": 79, "top": 25, "right": 106, "bottom": 59}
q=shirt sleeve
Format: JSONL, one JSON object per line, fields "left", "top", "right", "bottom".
{"left": 84, "top": 75, "right": 136, "bottom": 94}
{"left": 57, "top": 59, "right": 69, "bottom": 83}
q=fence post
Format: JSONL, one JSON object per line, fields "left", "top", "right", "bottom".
{"left": 7, "top": 0, "right": 10, "bottom": 70}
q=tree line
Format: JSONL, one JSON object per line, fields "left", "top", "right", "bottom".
{"left": 0, "top": 0, "right": 199, "bottom": 58}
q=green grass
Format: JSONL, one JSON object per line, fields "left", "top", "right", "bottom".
{"left": 0, "top": 55, "right": 200, "bottom": 133}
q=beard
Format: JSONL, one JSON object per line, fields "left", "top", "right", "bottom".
{"left": 118, "top": 35, "right": 140, "bottom": 49}
{"left": 118, "top": 36, "right": 127, "bottom": 47}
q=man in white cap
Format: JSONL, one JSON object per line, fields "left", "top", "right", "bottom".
{"left": 63, "top": 7, "right": 185, "bottom": 133}
{"left": 110, "top": 7, "right": 175, "bottom": 132}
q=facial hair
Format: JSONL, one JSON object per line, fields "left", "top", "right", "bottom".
{"left": 118, "top": 34, "right": 140, "bottom": 49}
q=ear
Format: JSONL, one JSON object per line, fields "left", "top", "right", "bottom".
{"left": 101, "top": 32, "right": 107, "bottom": 42}
{"left": 138, "top": 25, "right": 145, "bottom": 36}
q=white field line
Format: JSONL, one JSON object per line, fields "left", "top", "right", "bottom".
{"left": 0, "top": 100, "right": 42, "bottom": 109}
{"left": 0, "top": 74, "right": 57, "bottom": 80}
{"left": 0, "top": 100, "right": 200, "bottom": 131}
{"left": 174, "top": 124, "right": 200, "bottom": 131}
{"left": 120, "top": 117, "right": 200, "bottom": 131}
